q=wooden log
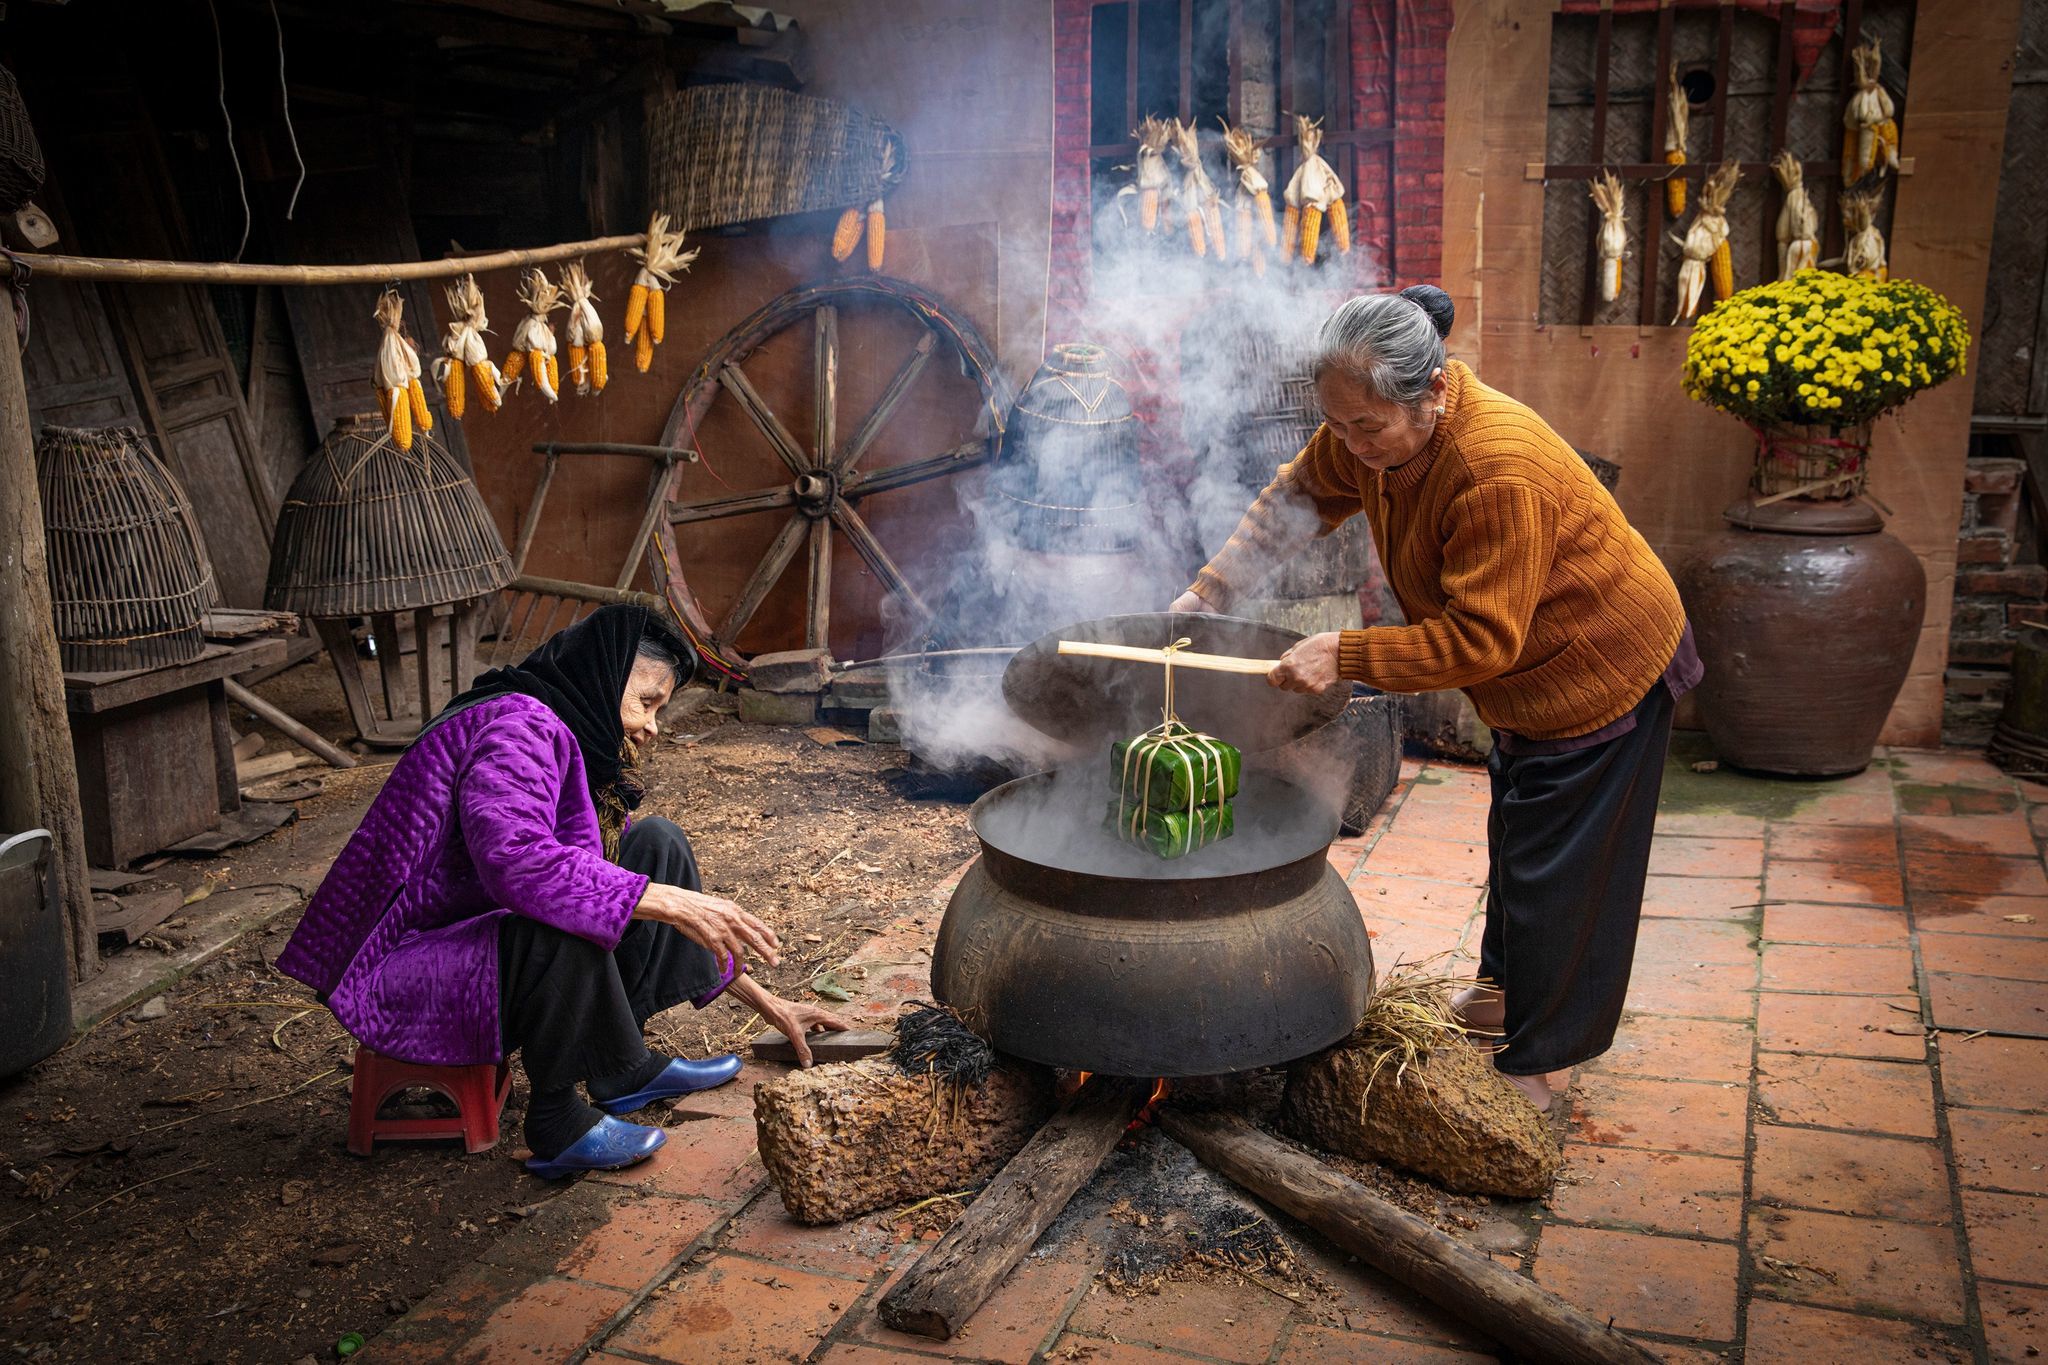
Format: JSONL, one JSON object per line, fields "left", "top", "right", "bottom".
{"left": 24, "top": 233, "right": 645, "bottom": 286}
{"left": 222, "top": 679, "right": 357, "bottom": 770}
{"left": 1157, "top": 1109, "right": 1663, "bottom": 1365}
{"left": 0, "top": 290, "right": 94, "bottom": 977}
{"left": 878, "top": 1079, "right": 1144, "bottom": 1341}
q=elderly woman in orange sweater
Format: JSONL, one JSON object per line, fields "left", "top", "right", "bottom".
{"left": 1172, "top": 285, "right": 1700, "bottom": 1112}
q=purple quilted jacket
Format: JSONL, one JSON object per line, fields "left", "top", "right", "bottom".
{"left": 276, "top": 694, "right": 647, "bottom": 1065}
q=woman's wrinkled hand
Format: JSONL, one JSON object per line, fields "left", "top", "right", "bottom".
{"left": 748, "top": 987, "right": 853, "bottom": 1068}
{"left": 634, "top": 883, "right": 782, "bottom": 968}
{"left": 1168, "top": 590, "right": 1220, "bottom": 616}
{"left": 1268, "top": 632, "right": 1346, "bottom": 694}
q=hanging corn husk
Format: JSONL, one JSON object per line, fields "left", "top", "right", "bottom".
{"left": 373, "top": 288, "right": 430, "bottom": 451}
{"left": 1674, "top": 161, "right": 1739, "bottom": 323}
{"left": 1170, "top": 120, "right": 1226, "bottom": 261}
{"left": 1664, "top": 64, "right": 1690, "bottom": 217}
{"left": 1842, "top": 36, "right": 1899, "bottom": 186}
{"left": 1220, "top": 122, "right": 1276, "bottom": 277}
{"left": 830, "top": 206, "right": 862, "bottom": 261}
{"left": 1772, "top": 151, "right": 1819, "bottom": 281}
{"left": 561, "top": 261, "right": 607, "bottom": 396}
{"left": 1589, "top": 170, "right": 1627, "bottom": 305}
{"left": 1283, "top": 116, "right": 1346, "bottom": 264}
{"left": 623, "top": 212, "right": 699, "bottom": 374}
{"left": 503, "top": 267, "right": 564, "bottom": 403}
{"left": 1842, "top": 189, "right": 1888, "bottom": 280}
{"left": 830, "top": 141, "right": 894, "bottom": 269}
{"left": 436, "top": 274, "right": 503, "bottom": 422}
{"left": 1128, "top": 116, "right": 1173, "bottom": 234}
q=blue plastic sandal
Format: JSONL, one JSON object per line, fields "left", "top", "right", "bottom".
{"left": 522, "top": 1116, "right": 666, "bottom": 1179}
{"left": 595, "top": 1054, "right": 745, "bottom": 1116}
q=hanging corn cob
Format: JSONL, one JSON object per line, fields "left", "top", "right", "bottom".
{"left": 1842, "top": 36, "right": 1899, "bottom": 186}
{"left": 373, "top": 288, "right": 430, "bottom": 452}
{"left": 1842, "top": 190, "right": 1889, "bottom": 280}
{"left": 1664, "top": 64, "right": 1690, "bottom": 218}
{"left": 1170, "top": 120, "right": 1226, "bottom": 261}
{"left": 1589, "top": 170, "right": 1627, "bottom": 305}
{"left": 1220, "top": 122, "right": 1276, "bottom": 277}
{"left": 1772, "top": 151, "right": 1819, "bottom": 281}
{"left": 561, "top": 261, "right": 607, "bottom": 396}
{"left": 623, "top": 213, "right": 698, "bottom": 374}
{"left": 1131, "top": 116, "right": 1173, "bottom": 233}
{"left": 505, "top": 267, "right": 565, "bottom": 403}
{"left": 1283, "top": 116, "right": 1346, "bottom": 264}
{"left": 1674, "top": 161, "right": 1739, "bottom": 323}
{"left": 437, "top": 274, "right": 503, "bottom": 421}
{"left": 830, "top": 207, "right": 863, "bottom": 262}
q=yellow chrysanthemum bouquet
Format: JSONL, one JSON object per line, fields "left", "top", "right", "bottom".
{"left": 1683, "top": 270, "right": 1969, "bottom": 499}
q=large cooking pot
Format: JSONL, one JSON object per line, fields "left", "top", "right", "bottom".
{"left": 931, "top": 613, "right": 1373, "bottom": 1076}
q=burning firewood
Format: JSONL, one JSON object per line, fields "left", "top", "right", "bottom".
{"left": 1842, "top": 35, "right": 1899, "bottom": 185}
{"left": 560, "top": 261, "right": 606, "bottom": 396}
{"left": 372, "top": 288, "right": 429, "bottom": 452}
{"left": 623, "top": 212, "right": 698, "bottom": 373}
{"left": 437, "top": 274, "right": 503, "bottom": 419}
{"left": 1772, "top": 151, "right": 1819, "bottom": 280}
{"left": 1842, "top": 188, "right": 1888, "bottom": 280}
{"left": 1220, "top": 122, "right": 1275, "bottom": 277}
{"left": 1588, "top": 170, "right": 1626, "bottom": 304}
{"left": 1283, "top": 116, "right": 1347, "bottom": 264}
{"left": 1673, "top": 160, "right": 1739, "bottom": 322}
{"left": 501, "top": 267, "right": 565, "bottom": 403}
{"left": 1663, "top": 63, "right": 1690, "bottom": 217}
{"left": 1169, "top": 120, "right": 1226, "bottom": 261}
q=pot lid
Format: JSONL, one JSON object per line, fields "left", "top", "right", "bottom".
{"left": 1002, "top": 612, "right": 1346, "bottom": 754}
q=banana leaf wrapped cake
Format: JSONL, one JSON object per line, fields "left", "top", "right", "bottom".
{"left": 1108, "top": 721, "right": 1239, "bottom": 859}
{"left": 1106, "top": 799, "right": 1235, "bottom": 859}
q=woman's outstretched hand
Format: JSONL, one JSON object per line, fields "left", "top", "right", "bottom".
{"left": 732, "top": 976, "right": 852, "bottom": 1068}
{"left": 1168, "top": 590, "right": 1220, "bottom": 616}
{"left": 634, "top": 883, "right": 782, "bottom": 968}
{"left": 1268, "top": 631, "right": 1346, "bottom": 694}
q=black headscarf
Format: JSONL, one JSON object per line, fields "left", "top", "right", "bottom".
{"left": 436, "top": 603, "right": 694, "bottom": 811}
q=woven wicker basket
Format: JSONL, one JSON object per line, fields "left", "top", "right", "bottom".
{"left": 647, "top": 84, "right": 906, "bottom": 232}
{"left": 36, "top": 426, "right": 218, "bottom": 673}
{"left": 0, "top": 63, "right": 43, "bottom": 214}
{"left": 1751, "top": 422, "right": 1871, "bottom": 500}
{"left": 265, "top": 415, "right": 512, "bottom": 618}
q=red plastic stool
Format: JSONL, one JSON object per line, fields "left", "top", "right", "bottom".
{"left": 346, "top": 1046, "right": 512, "bottom": 1156}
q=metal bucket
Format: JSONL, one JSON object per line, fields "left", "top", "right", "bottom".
{"left": 0, "top": 831, "right": 71, "bottom": 1078}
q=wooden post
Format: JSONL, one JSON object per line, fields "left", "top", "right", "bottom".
{"left": 0, "top": 291, "right": 94, "bottom": 980}
{"left": 877, "top": 1078, "right": 1144, "bottom": 1340}
{"left": 1158, "top": 1109, "right": 1663, "bottom": 1365}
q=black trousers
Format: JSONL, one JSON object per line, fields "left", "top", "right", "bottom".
{"left": 1480, "top": 682, "right": 1675, "bottom": 1077}
{"left": 497, "top": 817, "right": 724, "bottom": 1095}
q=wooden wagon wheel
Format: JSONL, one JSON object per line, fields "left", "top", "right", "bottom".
{"left": 650, "top": 277, "right": 1008, "bottom": 661}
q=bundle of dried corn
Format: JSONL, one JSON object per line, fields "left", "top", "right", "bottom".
{"left": 830, "top": 142, "right": 893, "bottom": 270}
{"left": 561, "top": 261, "right": 607, "bottom": 396}
{"left": 1772, "top": 152, "right": 1819, "bottom": 281}
{"left": 1842, "top": 36, "right": 1899, "bottom": 186}
{"left": 1221, "top": 123, "right": 1276, "bottom": 278}
{"left": 1674, "top": 161, "right": 1739, "bottom": 323}
{"left": 1589, "top": 170, "right": 1627, "bottom": 304}
{"left": 1283, "top": 116, "right": 1347, "bottom": 264}
{"left": 1170, "top": 120, "right": 1226, "bottom": 261}
{"left": 503, "top": 268, "right": 564, "bottom": 403}
{"left": 1130, "top": 116, "right": 1174, "bottom": 234}
{"left": 1663, "top": 64, "right": 1690, "bottom": 217}
{"left": 1842, "top": 190, "right": 1888, "bottom": 280}
{"left": 373, "top": 288, "right": 430, "bottom": 451}
{"left": 624, "top": 213, "right": 698, "bottom": 373}
{"left": 437, "top": 274, "right": 503, "bottom": 420}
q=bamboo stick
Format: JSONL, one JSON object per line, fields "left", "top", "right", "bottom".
{"left": 23, "top": 234, "right": 644, "bottom": 287}
{"left": 1056, "top": 640, "right": 1280, "bottom": 676}
{"left": 222, "top": 679, "right": 357, "bottom": 770}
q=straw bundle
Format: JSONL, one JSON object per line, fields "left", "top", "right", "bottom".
{"left": 36, "top": 426, "right": 219, "bottom": 673}
{"left": 264, "top": 415, "right": 512, "bottom": 618}
{"left": 647, "top": 84, "right": 906, "bottom": 232}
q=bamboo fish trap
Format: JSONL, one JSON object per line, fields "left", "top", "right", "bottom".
{"left": 36, "top": 425, "right": 219, "bottom": 673}
{"left": 647, "top": 84, "right": 906, "bottom": 232}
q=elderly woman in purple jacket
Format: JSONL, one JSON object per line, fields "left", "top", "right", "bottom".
{"left": 278, "top": 605, "right": 847, "bottom": 1178}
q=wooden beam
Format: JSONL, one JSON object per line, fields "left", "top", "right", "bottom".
{"left": 1158, "top": 1110, "right": 1663, "bottom": 1365}
{"left": 878, "top": 1079, "right": 1144, "bottom": 1340}
{"left": 25, "top": 233, "right": 644, "bottom": 286}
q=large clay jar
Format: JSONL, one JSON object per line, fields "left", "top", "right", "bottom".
{"left": 1677, "top": 497, "right": 1925, "bottom": 776}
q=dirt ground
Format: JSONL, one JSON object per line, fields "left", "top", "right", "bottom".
{"left": 0, "top": 684, "right": 977, "bottom": 1364}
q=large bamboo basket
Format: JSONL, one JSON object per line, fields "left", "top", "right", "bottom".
{"left": 265, "top": 415, "right": 512, "bottom": 618}
{"left": 647, "top": 84, "right": 906, "bottom": 231}
{"left": 36, "top": 425, "right": 218, "bottom": 673}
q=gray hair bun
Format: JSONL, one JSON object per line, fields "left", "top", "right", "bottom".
{"left": 1398, "top": 284, "right": 1455, "bottom": 341}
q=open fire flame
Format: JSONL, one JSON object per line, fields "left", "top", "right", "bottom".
{"left": 1071, "top": 1074, "right": 1173, "bottom": 1132}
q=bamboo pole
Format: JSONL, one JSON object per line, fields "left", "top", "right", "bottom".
{"left": 1056, "top": 640, "right": 1280, "bottom": 675}
{"left": 0, "top": 291, "right": 94, "bottom": 980}
{"left": 21, "top": 233, "right": 644, "bottom": 287}
{"left": 221, "top": 680, "right": 357, "bottom": 770}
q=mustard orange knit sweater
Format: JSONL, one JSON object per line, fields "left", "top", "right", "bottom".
{"left": 1190, "top": 361, "right": 1686, "bottom": 741}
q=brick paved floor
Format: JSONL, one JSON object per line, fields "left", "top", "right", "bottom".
{"left": 365, "top": 745, "right": 2048, "bottom": 1364}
